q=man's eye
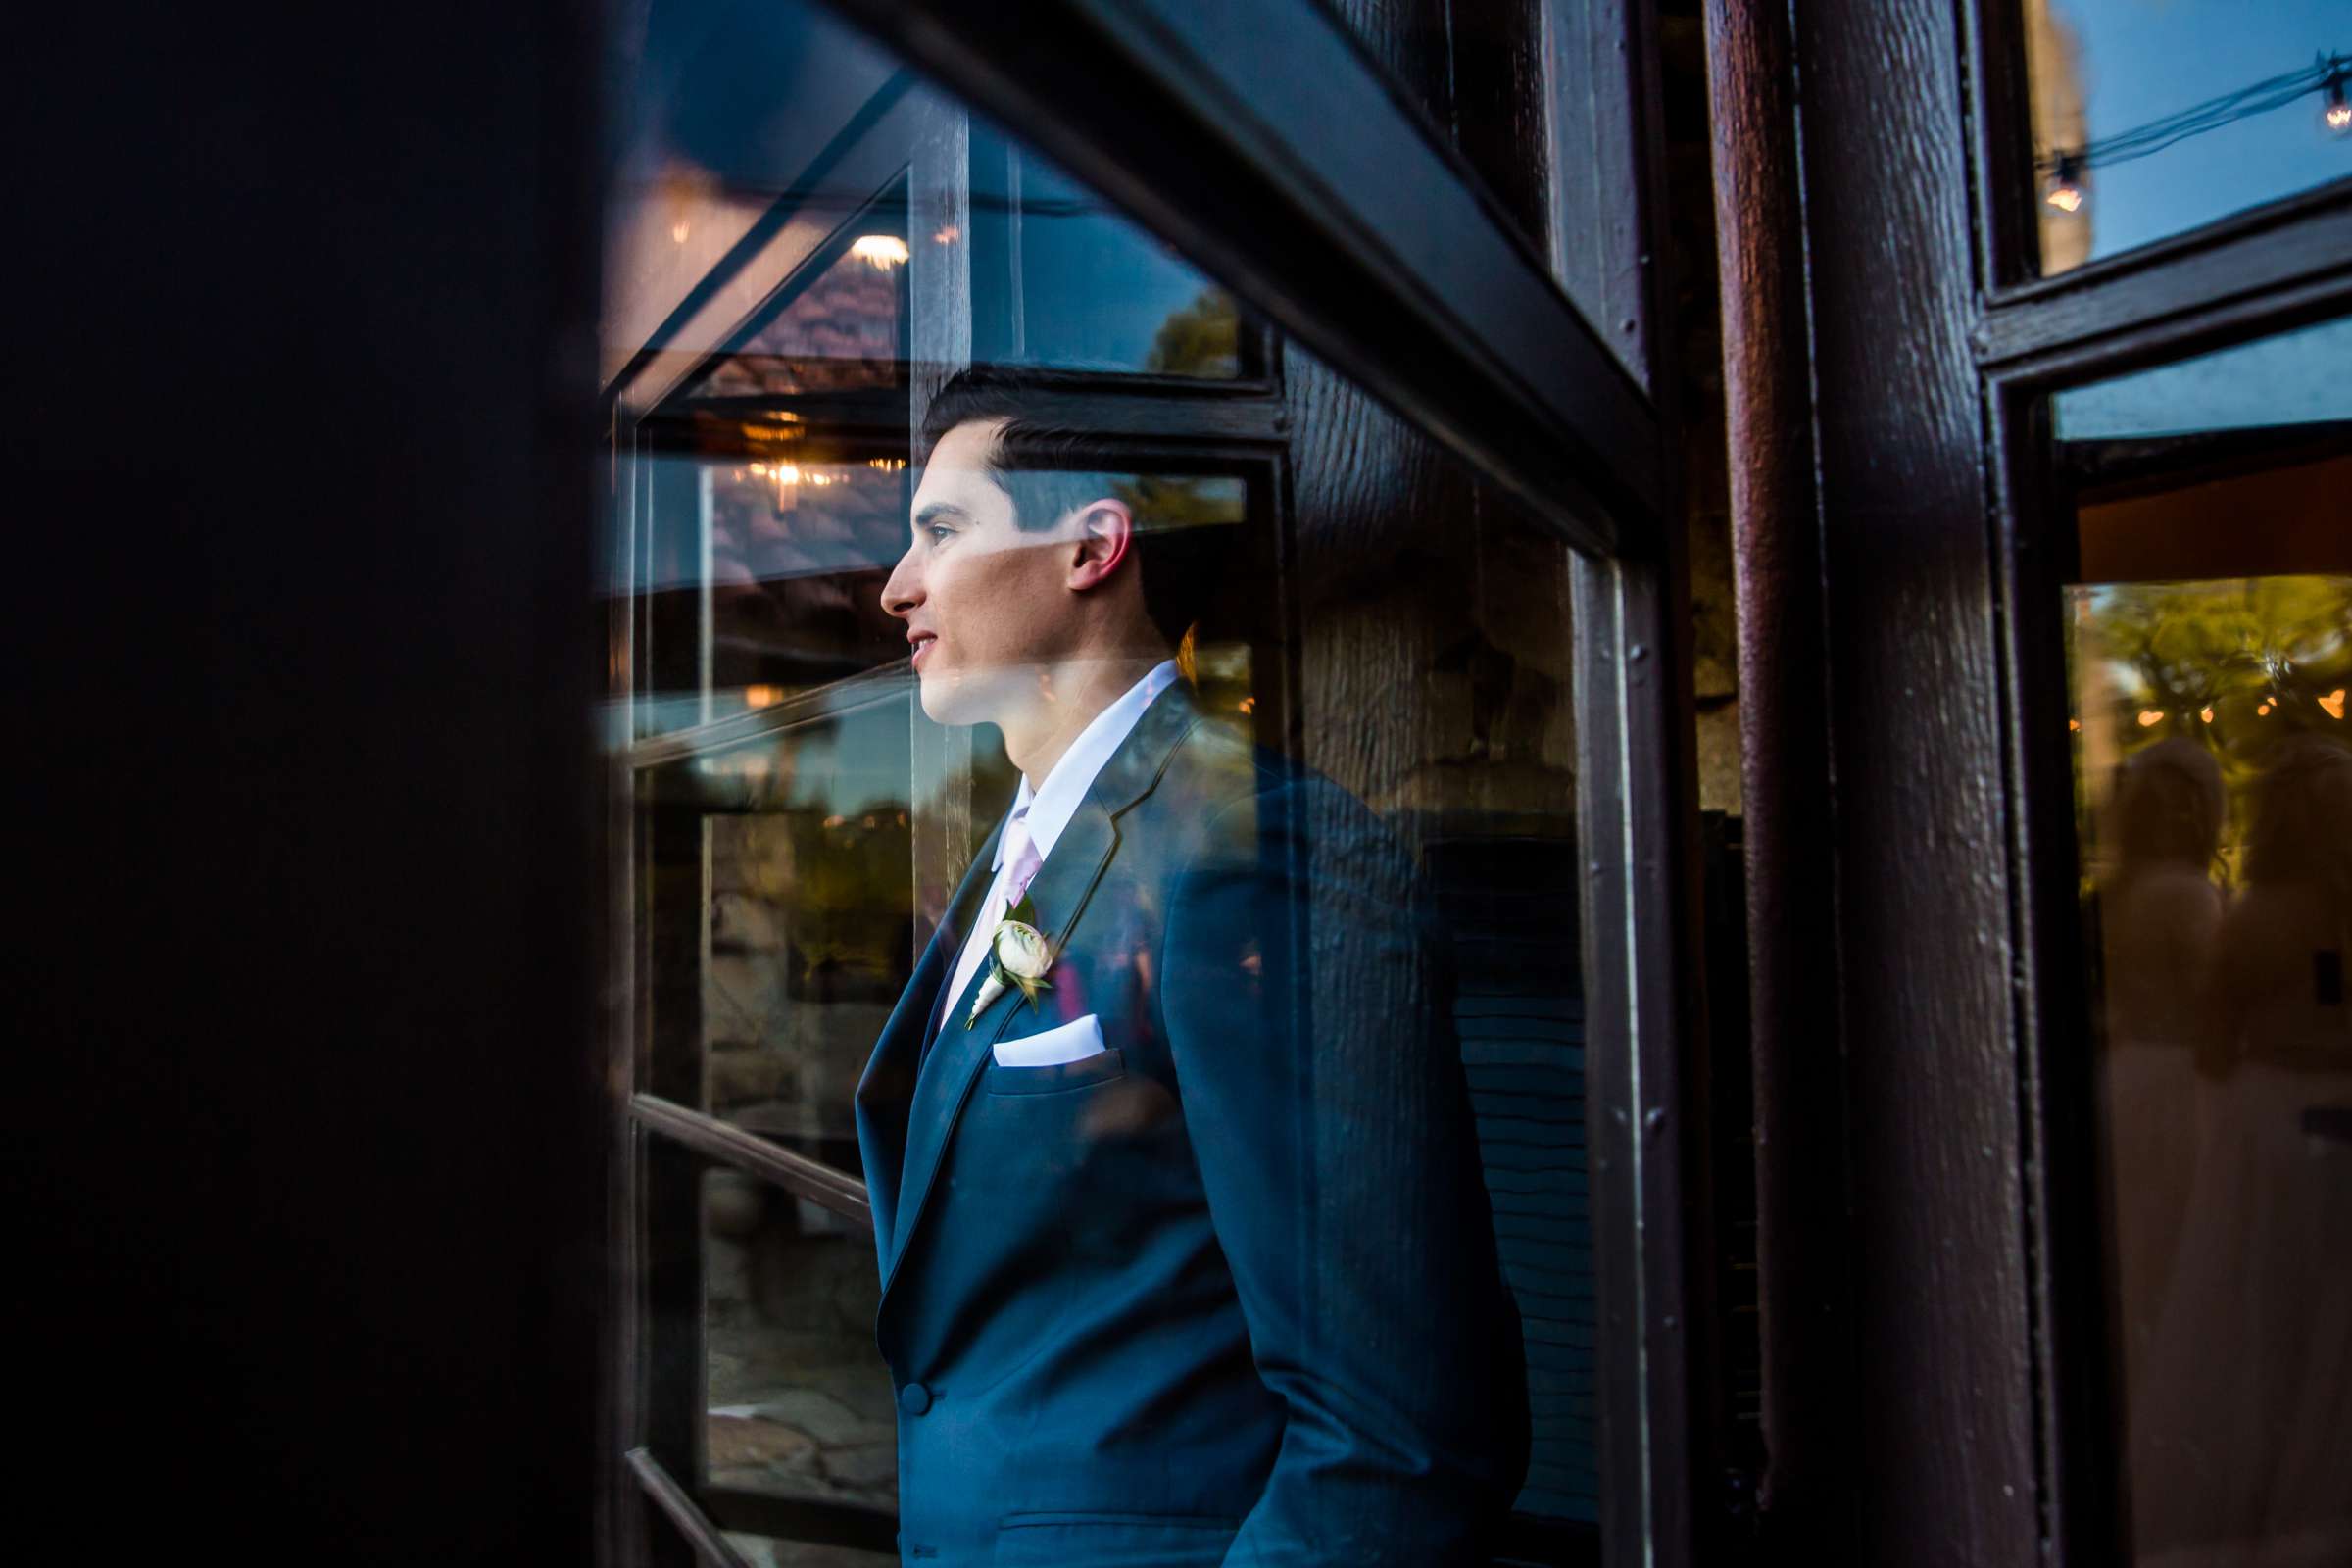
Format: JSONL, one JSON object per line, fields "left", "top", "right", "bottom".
{"left": 925, "top": 524, "right": 956, "bottom": 545}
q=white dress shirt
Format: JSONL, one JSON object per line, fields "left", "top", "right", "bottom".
{"left": 936, "top": 660, "right": 1182, "bottom": 1031}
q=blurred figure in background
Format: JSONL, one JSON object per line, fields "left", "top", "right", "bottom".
{"left": 2093, "top": 736, "right": 2225, "bottom": 1404}
{"left": 2132, "top": 734, "right": 2352, "bottom": 1565}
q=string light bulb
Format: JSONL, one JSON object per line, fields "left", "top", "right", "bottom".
{"left": 2045, "top": 152, "right": 2085, "bottom": 214}
{"left": 2325, "top": 70, "right": 2351, "bottom": 134}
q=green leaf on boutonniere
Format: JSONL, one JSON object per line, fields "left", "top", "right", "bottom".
{"left": 964, "top": 909, "right": 1054, "bottom": 1028}
{"left": 1006, "top": 890, "right": 1039, "bottom": 928}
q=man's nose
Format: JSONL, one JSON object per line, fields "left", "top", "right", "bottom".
{"left": 881, "top": 547, "right": 921, "bottom": 617}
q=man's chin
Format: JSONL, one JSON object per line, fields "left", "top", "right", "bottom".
{"left": 916, "top": 670, "right": 984, "bottom": 728}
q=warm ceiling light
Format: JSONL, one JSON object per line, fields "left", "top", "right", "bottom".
{"left": 2068, "top": 717, "right": 2082, "bottom": 732}
{"left": 744, "top": 685, "right": 779, "bottom": 709}
{"left": 851, "top": 234, "right": 910, "bottom": 270}
{"left": 2322, "top": 688, "right": 2348, "bottom": 720}
{"left": 2137, "top": 710, "right": 2165, "bottom": 728}
{"left": 2200, "top": 706, "right": 2215, "bottom": 723}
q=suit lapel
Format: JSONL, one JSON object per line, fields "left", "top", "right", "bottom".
{"left": 878, "top": 683, "right": 1203, "bottom": 1293}
{"left": 855, "top": 815, "right": 1003, "bottom": 1255}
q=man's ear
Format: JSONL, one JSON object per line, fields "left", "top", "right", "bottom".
{"left": 1064, "top": 498, "right": 1134, "bottom": 592}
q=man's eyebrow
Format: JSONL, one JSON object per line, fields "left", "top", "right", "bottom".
{"left": 912, "top": 502, "right": 968, "bottom": 531}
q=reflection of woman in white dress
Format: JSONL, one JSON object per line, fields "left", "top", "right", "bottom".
{"left": 2131, "top": 736, "right": 2352, "bottom": 1567}
{"left": 2095, "top": 739, "right": 2224, "bottom": 1411}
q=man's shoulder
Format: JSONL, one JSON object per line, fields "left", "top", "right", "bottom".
{"left": 1153, "top": 712, "right": 1284, "bottom": 810}
{"left": 1141, "top": 713, "right": 1397, "bottom": 874}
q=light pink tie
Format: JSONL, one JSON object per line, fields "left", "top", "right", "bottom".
{"left": 997, "top": 813, "right": 1043, "bottom": 916}
{"left": 943, "top": 808, "right": 1043, "bottom": 1032}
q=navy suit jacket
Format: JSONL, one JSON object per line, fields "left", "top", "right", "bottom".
{"left": 856, "top": 682, "right": 1528, "bottom": 1565}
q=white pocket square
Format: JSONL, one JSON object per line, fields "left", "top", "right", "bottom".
{"left": 993, "top": 1013, "right": 1107, "bottom": 1068}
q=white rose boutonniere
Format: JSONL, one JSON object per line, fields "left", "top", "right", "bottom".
{"left": 966, "top": 893, "right": 1056, "bottom": 1027}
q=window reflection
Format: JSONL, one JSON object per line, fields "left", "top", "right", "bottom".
{"left": 2023, "top": 0, "right": 2350, "bottom": 276}
{"left": 968, "top": 130, "right": 1250, "bottom": 379}
{"left": 2064, "top": 366, "right": 2352, "bottom": 1556}
{"left": 684, "top": 225, "right": 908, "bottom": 400}
{"left": 612, "top": 2, "right": 1601, "bottom": 1558}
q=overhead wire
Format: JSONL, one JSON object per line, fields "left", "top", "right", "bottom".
{"left": 2038, "top": 50, "right": 2349, "bottom": 175}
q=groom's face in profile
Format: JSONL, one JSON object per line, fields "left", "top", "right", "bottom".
{"left": 883, "top": 417, "right": 1078, "bottom": 727}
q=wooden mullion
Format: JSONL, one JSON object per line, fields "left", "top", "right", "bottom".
{"left": 1976, "top": 183, "right": 2352, "bottom": 368}
{"left": 633, "top": 1093, "right": 876, "bottom": 1231}
{"left": 814, "top": 0, "right": 1662, "bottom": 556}
{"left": 1572, "top": 551, "right": 1700, "bottom": 1568}
{"left": 907, "top": 382, "right": 1289, "bottom": 443}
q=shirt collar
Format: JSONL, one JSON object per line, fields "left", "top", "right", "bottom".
{"left": 996, "top": 660, "right": 1183, "bottom": 869}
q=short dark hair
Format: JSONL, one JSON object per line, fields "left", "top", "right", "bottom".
{"left": 919, "top": 366, "right": 1228, "bottom": 647}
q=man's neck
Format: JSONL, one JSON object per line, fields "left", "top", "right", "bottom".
{"left": 1000, "top": 651, "right": 1169, "bottom": 791}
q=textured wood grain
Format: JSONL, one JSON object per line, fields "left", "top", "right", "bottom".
{"left": 1701, "top": 0, "right": 1857, "bottom": 1552}
{"left": 1784, "top": 1, "right": 2043, "bottom": 1562}
{"left": 1541, "top": 0, "right": 1653, "bottom": 386}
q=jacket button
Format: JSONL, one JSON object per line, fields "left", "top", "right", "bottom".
{"left": 898, "top": 1381, "right": 932, "bottom": 1415}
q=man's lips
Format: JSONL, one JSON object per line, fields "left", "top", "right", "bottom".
{"left": 908, "top": 632, "right": 937, "bottom": 669}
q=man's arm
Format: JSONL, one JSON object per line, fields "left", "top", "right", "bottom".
{"left": 1160, "top": 777, "right": 1529, "bottom": 1566}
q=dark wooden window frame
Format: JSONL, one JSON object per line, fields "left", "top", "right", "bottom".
{"left": 1984, "top": 231, "right": 2352, "bottom": 1568}
{"left": 604, "top": 4, "right": 1703, "bottom": 1565}
{"left": 1707, "top": 0, "right": 2352, "bottom": 1559}
{"left": 1968, "top": 7, "right": 2352, "bottom": 1561}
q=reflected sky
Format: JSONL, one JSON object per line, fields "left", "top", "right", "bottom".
{"left": 2054, "top": 313, "right": 2352, "bottom": 438}
{"left": 2047, "top": 0, "right": 2349, "bottom": 264}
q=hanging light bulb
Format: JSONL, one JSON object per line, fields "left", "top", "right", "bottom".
{"left": 2045, "top": 152, "right": 2085, "bottom": 214}
{"left": 2325, "top": 69, "right": 2351, "bottom": 135}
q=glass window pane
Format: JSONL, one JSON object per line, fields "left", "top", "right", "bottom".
{"left": 609, "top": 2, "right": 1620, "bottom": 1559}
{"left": 721, "top": 1536, "right": 897, "bottom": 1568}
{"left": 2054, "top": 313, "right": 2352, "bottom": 441}
{"left": 969, "top": 130, "right": 1251, "bottom": 379}
{"left": 2023, "top": 0, "right": 2352, "bottom": 276}
{"left": 2054, "top": 315, "right": 2352, "bottom": 1564}
{"left": 685, "top": 694, "right": 919, "bottom": 1162}
{"left": 681, "top": 222, "right": 908, "bottom": 400}
{"left": 704, "top": 1161, "right": 901, "bottom": 1515}
{"left": 634, "top": 453, "right": 912, "bottom": 739}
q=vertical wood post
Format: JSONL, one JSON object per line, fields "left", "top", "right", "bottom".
{"left": 1700, "top": 0, "right": 1857, "bottom": 1555}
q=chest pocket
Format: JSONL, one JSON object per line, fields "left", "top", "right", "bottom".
{"left": 984, "top": 1048, "right": 1127, "bottom": 1096}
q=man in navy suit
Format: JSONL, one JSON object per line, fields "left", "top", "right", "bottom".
{"left": 856, "top": 368, "right": 1528, "bottom": 1565}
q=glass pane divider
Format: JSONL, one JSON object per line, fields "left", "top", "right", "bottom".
{"left": 816, "top": 0, "right": 1661, "bottom": 552}
{"left": 701, "top": 1487, "right": 901, "bottom": 1555}
{"left": 633, "top": 1093, "right": 876, "bottom": 1231}
{"left": 1975, "top": 187, "right": 2352, "bottom": 370}
{"left": 627, "top": 661, "right": 912, "bottom": 772}
{"left": 626, "top": 1446, "right": 760, "bottom": 1568}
